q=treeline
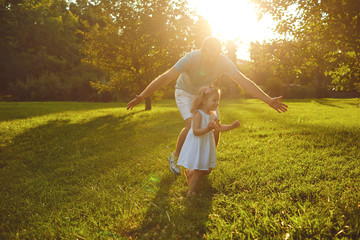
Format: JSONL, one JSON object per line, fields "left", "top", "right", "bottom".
{"left": 1, "top": 0, "right": 359, "bottom": 103}
{"left": 1, "top": 0, "right": 106, "bottom": 101}
{"left": 250, "top": 0, "right": 360, "bottom": 98}
{"left": 0, "top": 0, "right": 212, "bottom": 102}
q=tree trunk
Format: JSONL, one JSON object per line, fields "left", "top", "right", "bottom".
{"left": 315, "top": 71, "right": 328, "bottom": 98}
{"left": 145, "top": 97, "right": 151, "bottom": 111}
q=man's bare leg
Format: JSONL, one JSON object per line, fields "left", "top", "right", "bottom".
{"left": 214, "top": 130, "right": 220, "bottom": 147}
{"left": 173, "top": 118, "right": 192, "bottom": 157}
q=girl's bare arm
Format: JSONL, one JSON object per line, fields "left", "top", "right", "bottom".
{"left": 216, "top": 120, "right": 240, "bottom": 132}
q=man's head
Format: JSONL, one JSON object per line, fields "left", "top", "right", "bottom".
{"left": 200, "top": 37, "right": 222, "bottom": 64}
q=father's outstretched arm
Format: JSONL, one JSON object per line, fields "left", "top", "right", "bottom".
{"left": 229, "top": 71, "right": 288, "bottom": 113}
{"left": 127, "top": 67, "right": 180, "bottom": 110}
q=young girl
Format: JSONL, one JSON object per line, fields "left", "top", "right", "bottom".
{"left": 177, "top": 87, "right": 240, "bottom": 196}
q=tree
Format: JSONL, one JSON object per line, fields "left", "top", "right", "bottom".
{"left": 1, "top": 0, "right": 78, "bottom": 82}
{"left": 1, "top": 0, "right": 106, "bottom": 101}
{"left": 83, "top": 0, "right": 199, "bottom": 110}
{"left": 252, "top": 0, "right": 360, "bottom": 93}
{"left": 214, "top": 40, "right": 242, "bottom": 98}
{"left": 192, "top": 16, "right": 212, "bottom": 49}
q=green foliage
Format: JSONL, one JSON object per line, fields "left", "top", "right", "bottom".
{"left": 1, "top": 99, "right": 359, "bottom": 239}
{"left": 249, "top": 40, "right": 331, "bottom": 98}
{"left": 0, "top": 0, "right": 110, "bottom": 101}
{"left": 83, "top": 0, "right": 211, "bottom": 109}
{"left": 252, "top": 0, "right": 360, "bottom": 94}
{"left": 0, "top": 0, "right": 213, "bottom": 103}
{"left": 1, "top": 1, "right": 77, "bottom": 79}
{"left": 8, "top": 65, "right": 112, "bottom": 101}
{"left": 214, "top": 40, "right": 244, "bottom": 99}
{"left": 9, "top": 72, "right": 63, "bottom": 101}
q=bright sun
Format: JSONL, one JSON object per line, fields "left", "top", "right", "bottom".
{"left": 187, "top": 0, "right": 277, "bottom": 60}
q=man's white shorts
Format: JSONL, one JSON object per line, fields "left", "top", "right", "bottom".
{"left": 175, "top": 89, "right": 220, "bottom": 120}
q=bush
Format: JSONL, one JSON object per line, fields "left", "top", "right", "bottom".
{"left": 7, "top": 65, "right": 116, "bottom": 102}
{"left": 9, "top": 72, "right": 63, "bottom": 101}
{"left": 282, "top": 84, "right": 317, "bottom": 99}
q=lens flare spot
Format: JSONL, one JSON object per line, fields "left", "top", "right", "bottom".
{"left": 141, "top": 173, "right": 160, "bottom": 192}
{"left": 149, "top": 173, "right": 160, "bottom": 182}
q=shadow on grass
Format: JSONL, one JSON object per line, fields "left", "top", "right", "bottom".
{"left": 313, "top": 99, "right": 343, "bottom": 108}
{"left": 0, "top": 110, "right": 143, "bottom": 171}
{"left": 134, "top": 173, "right": 215, "bottom": 239}
{"left": 0, "top": 109, "right": 182, "bottom": 238}
{"left": 0, "top": 102, "right": 129, "bottom": 122}
{"left": 215, "top": 103, "right": 360, "bottom": 238}
{"left": 239, "top": 102, "right": 359, "bottom": 155}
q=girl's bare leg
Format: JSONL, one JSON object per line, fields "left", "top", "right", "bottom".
{"left": 188, "top": 171, "right": 201, "bottom": 194}
{"left": 188, "top": 169, "right": 212, "bottom": 195}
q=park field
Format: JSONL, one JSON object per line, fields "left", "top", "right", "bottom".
{"left": 0, "top": 99, "right": 359, "bottom": 239}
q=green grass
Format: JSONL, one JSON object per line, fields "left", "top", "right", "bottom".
{"left": 0, "top": 99, "right": 359, "bottom": 239}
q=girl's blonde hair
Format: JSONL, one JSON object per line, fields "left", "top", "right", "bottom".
{"left": 191, "top": 87, "right": 221, "bottom": 113}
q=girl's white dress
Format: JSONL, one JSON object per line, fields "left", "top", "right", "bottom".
{"left": 177, "top": 109, "right": 217, "bottom": 170}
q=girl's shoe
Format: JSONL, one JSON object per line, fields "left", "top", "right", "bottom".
{"left": 168, "top": 153, "right": 181, "bottom": 175}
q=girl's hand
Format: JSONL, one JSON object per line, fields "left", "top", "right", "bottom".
{"left": 207, "top": 121, "right": 216, "bottom": 131}
{"left": 215, "top": 120, "right": 221, "bottom": 131}
{"left": 232, "top": 120, "right": 240, "bottom": 128}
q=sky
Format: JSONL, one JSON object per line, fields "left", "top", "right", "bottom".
{"left": 186, "top": 0, "right": 278, "bottom": 60}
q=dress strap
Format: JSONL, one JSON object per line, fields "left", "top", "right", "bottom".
{"left": 197, "top": 109, "right": 205, "bottom": 115}
{"left": 196, "top": 109, "right": 216, "bottom": 119}
{"left": 195, "top": 109, "right": 208, "bottom": 118}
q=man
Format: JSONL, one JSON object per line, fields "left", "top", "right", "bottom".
{"left": 127, "top": 37, "right": 288, "bottom": 175}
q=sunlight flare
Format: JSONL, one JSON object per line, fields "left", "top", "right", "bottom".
{"left": 187, "top": 0, "right": 277, "bottom": 59}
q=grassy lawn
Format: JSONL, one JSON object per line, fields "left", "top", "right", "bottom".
{"left": 0, "top": 99, "right": 359, "bottom": 239}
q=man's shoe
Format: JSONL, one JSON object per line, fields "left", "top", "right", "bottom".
{"left": 168, "top": 153, "right": 181, "bottom": 175}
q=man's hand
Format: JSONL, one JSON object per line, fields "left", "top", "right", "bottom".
{"left": 268, "top": 96, "right": 288, "bottom": 113}
{"left": 127, "top": 95, "right": 144, "bottom": 110}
